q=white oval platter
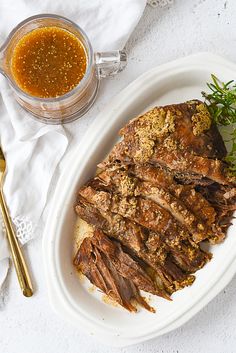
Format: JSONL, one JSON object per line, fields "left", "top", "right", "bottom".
{"left": 43, "top": 53, "right": 236, "bottom": 347}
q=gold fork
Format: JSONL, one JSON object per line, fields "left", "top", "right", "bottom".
{"left": 0, "top": 147, "right": 33, "bottom": 297}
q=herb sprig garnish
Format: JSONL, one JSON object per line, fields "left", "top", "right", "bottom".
{"left": 202, "top": 74, "right": 236, "bottom": 174}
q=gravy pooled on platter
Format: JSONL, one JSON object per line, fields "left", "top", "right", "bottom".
{"left": 11, "top": 26, "right": 87, "bottom": 98}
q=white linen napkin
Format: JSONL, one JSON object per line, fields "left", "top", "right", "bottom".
{"left": 0, "top": 0, "right": 147, "bottom": 297}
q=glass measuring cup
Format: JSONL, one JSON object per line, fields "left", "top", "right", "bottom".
{"left": 0, "top": 14, "right": 127, "bottom": 124}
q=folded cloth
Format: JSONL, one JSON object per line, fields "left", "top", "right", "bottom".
{"left": 0, "top": 0, "right": 146, "bottom": 298}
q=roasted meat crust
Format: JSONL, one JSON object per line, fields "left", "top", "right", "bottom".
{"left": 119, "top": 101, "right": 227, "bottom": 160}
{"left": 99, "top": 101, "right": 235, "bottom": 186}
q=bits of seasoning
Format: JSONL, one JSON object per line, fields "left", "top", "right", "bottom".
{"left": 11, "top": 26, "right": 87, "bottom": 98}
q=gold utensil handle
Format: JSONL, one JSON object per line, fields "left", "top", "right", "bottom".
{"left": 0, "top": 188, "right": 33, "bottom": 297}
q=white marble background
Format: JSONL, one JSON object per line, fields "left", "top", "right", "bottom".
{"left": 1, "top": 1, "right": 236, "bottom": 352}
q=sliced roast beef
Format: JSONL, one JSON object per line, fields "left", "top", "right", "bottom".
{"left": 74, "top": 230, "right": 159, "bottom": 312}
{"left": 76, "top": 195, "right": 210, "bottom": 275}
{"left": 74, "top": 100, "right": 235, "bottom": 313}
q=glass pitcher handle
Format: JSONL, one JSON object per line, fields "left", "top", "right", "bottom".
{"left": 95, "top": 50, "right": 127, "bottom": 78}
{"left": 0, "top": 48, "right": 5, "bottom": 75}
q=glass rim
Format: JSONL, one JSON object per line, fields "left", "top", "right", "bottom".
{"left": 0, "top": 13, "right": 93, "bottom": 103}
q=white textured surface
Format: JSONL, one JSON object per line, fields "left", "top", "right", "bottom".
{"left": 1, "top": 1, "right": 236, "bottom": 352}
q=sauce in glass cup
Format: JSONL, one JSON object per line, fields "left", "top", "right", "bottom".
{"left": 0, "top": 14, "right": 126, "bottom": 124}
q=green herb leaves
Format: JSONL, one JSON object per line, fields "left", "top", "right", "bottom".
{"left": 202, "top": 74, "right": 236, "bottom": 174}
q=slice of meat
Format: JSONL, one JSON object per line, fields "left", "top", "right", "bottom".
{"left": 101, "top": 138, "right": 233, "bottom": 186}
{"left": 74, "top": 230, "right": 157, "bottom": 312}
{"left": 91, "top": 229, "right": 164, "bottom": 297}
{"left": 99, "top": 101, "right": 235, "bottom": 186}
{"left": 119, "top": 101, "right": 227, "bottom": 159}
{"left": 143, "top": 230, "right": 208, "bottom": 274}
{"left": 130, "top": 164, "right": 174, "bottom": 189}
{"left": 151, "top": 149, "right": 232, "bottom": 186}
{"left": 129, "top": 164, "right": 216, "bottom": 226}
